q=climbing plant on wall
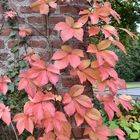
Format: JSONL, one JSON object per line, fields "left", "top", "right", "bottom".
{"left": 0, "top": 0, "right": 138, "bottom": 139}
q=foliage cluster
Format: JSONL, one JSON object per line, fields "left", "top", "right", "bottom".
{"left": 0, "top": 0, "right": 139, "bottom": 140}
{"left": 115, "top": 46, "right": 140, "bottom": 82}
{"left": 107, "top": 102, "right": 140, "bottom": 140}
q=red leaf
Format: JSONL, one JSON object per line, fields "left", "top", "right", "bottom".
{"left": 119, "top": 28, "right": 138, "bottom": 39}
{"left": 89, "top": 27, "right": 100, "bottom": 36}
{"left": 13, "top": 113, "right": 34, "bottom": 134}
{"left": 84, "top": 125, "right": 111, "bottom": 140}
{"left": 18, "top": 73, "right": 37, "bottom": 98}
{"left": 30, "top": 0, "right": 57, "bottom": 14}
{"left": 0, "top": 77, "right": 11, "bottom": 95}
{"left": 113, "top": 128, "right": 126, "bottom": 140}
{"left": 53, "top": 45, "right": 83, "bottom": 69}
{"left": 74, "top": 113, "right": 84, "bottom": 126}
{"left": 43, "top": 111, "right": 68, "bottom": 133}
{"left": 97, "top": 94, "right": 121, "bottom": 121}
{"left": 39, "top": 132, "right": 55, "bottom": 140}
{"left": 54, "top": 16, "right": 84, "bottom": 42}
{"left": 102, "top": 25, "right": 118, "bottom": 38}
{"left": 116, "top": 95, "right": 133, "bottom": 111}
{"left": 64, "top": 101, "right": 75, "bottom": 116}
{"left": 0, "top": 103, "right": 11, "bottom": 125}
{"left": 109, "top": 38, "right": 126, "bottom": 54}
{"left": 63, "top": 85, "right": 92, "bottom": 117}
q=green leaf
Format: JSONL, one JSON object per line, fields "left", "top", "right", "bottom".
{"left": 120, "top": 120, "right": 129, "bottom": 128}
{"left": 8, "top": 84, "right": 15, "bottom": 93}
{"left": 11, "top": 46, "right": 19, "bottom": 53}
{"left": 132, "top": 122, "right": 140, "bottom": 131}
{"left": 109, "top": 121, "right": 119, "bottom": 130}
{"left": 124, "top": 127, "right": 132, "bottom": 135}
{"left": 130, "top": 132, "right": 139, "bottom": 139}
{"left": 8, "top": 70, "right": 18, "bottom": 78}
{"left": 19, "top": 61, "right": 27, "bottom": 68}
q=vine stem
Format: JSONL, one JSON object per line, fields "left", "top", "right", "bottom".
{"left": 11, "top": 122, "right": 19, "bottom": 140}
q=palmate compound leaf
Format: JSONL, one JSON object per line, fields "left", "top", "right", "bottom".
{"left": 30, "top": 0, "right": 57, "bottom": 14}
{"left": 79, "top": 4, "right": 110, "bottom": 25}
{"left": 13, "top": 0, "right": 137, "bottom": 139}
{"left": 97, "top": 94, "right": 133, "bottom": 121}
{"left": 24, "top": 90, "right": 55, "bottom": 121}
{"left": 28, "top": 60, "right": 60, "bottom": 86}
{"left": 95, "top": 76, "right": 126, "bottom": 94}
{"left": 89, "top": 25, "right": 119, "bottom": 39}
{"left": 91, "top": 61, "right": 118, "bottom": 81}
{"left": 43, "top": 111, "right": 69, "bottom": 134}
{"left": 14, "top": 91, "right": 55, "bottom": 135}
{"left": 54, "top": 16, "right": 84, "bottom": 42}
{"left": 23, "top": 48, "right": 40, "bottom": 65}
{"left": 74, "top": 108, "right": 102, "bottom": 131}
{"left": 84, "top": 125, "right": 111, "bottom": 140}
{"left": 39, "top": 121, "right": 71, "bottom": 140}
{"left": 18, "top": 73, "right": 37, "bottom": 98}
{"left": 113, "top": 128, "right": 126, "bottom": 140}
{"left": 97, "top": 94, "right": 121, "bottom": 121}
{"left": 63, "top": 85, "right": 102, "bottom": 132}
{"left": 71, "top": 59, "right": 123, "bottom": 94}
{"left": 115, "top": 94, "right": 133, "bottom": 112}
{"left": 63, "top": 85, "right": 93, "bottom": 117}
{"left": 87, "top": 40, "right": 119, "bottom": 67}
{"left": 18, "top": 59, "right": 60, "bottom": 97}
{"left": 71, "top": 60, "right": 101, "bottom": 85}
{"left": 79, "top": 1, "right": 120, "bottom": 25}
{"left": 52, "top": 45, "right": 84, "bottom": 69}
{"left": 13, "top": 113, "right": 34, "bottom": 135}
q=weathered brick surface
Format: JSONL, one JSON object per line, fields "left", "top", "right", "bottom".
{"left": 0, "top": 0, "right": 89, "bottom": 138}
{"left": 0, "top": 40, "right": 4, "bottom": 49}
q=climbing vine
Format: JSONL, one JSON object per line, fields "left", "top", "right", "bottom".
{"left": 0, "top": 0, "right": 138, "bottom": 139}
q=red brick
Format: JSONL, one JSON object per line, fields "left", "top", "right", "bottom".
{"left": 0, "top": 53, "right": 8, "bottom": 60}
{"left": 49, "top": 16, "right": 65, "bottom": 26}
{"left": 0, "top": 5, "right": 3, "bottom": 14}
{"left": 31, "top": 27, "right": 58, "bottom": 38}
{"left": 8, "top": 40, "right": 17, "bottom": 48}
{"left": 49, "top": 28, "right": 58, "bottom": 36}
{"left": 32, "top": 27, "right": 46, "bottom": 36}
{"left": 0, "top": 28, "right": 11, "bottom": 36}
{"left": 78, "top": 0, "right": 88, "bottom": 5}
{"left": 20, "top": 6, "right": 36, "bottom": 13}
{"left": 27, "top": 16, "right": 45, "bottom": 24}
{"left": 73, "top": 127, "right": 83, "bottom": 139}
{"left": 60, "top": 6, "right": 79, "bottom": 14}
{"left": 29, "top": 40, "right": 47, "bottom": 48}
{"left": 0, "top": 40, "right": 4, "bottom": 49}
{"left": 57, "top": 0, "right": 78, "bottom": 5}
{"left": 50, "top": 38, "right": 62, "bottom": 48}
{"left": 62, "top": 76, "right": 80, "bottom": 87}
{"left": 39, "top": 51, "right": 51, "bottom": 61}
{"left": 0, "top": 62, "right": 4, "bottom": 68}
{"left": 17, "top": 17, "right": 25, "bottom": 24}
{"left": 0, "top": 16, "right": 3, "bottom": 24}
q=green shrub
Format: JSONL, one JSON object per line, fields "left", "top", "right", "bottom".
{"left": 115, "top": 46, "right": 140, "bottom": 82}
{"left": 102, "top": 102, "right": 140, "bottom": 140}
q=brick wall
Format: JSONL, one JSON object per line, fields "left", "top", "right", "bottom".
{"left": 0, "top": 1, "right": 92, "bottom": 138}
{"left": 0, "top": 0, "right": 86, "bottom": 90}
